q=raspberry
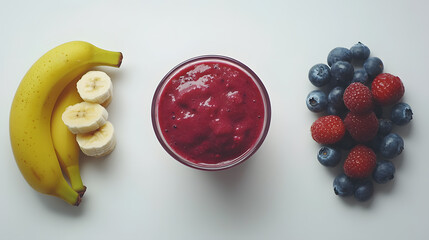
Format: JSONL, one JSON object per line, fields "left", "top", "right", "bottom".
{"left": 311, "top": 115, "right": 345, "bottom": 144}
{"left": 343, "top": 82, "right": 373, "bottom": 114}
{"left": 344, "top": 145, "right": 376, "bottom": 178}
{"left": 371, "top": 73, "right": 404, "bottom": 106}
{"left": 344, "top": 111, "right": 378, "bottom": 143}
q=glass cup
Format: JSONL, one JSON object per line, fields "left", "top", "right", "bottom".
{"left": 151, "top": 55, "right": 271, "bottom": 170}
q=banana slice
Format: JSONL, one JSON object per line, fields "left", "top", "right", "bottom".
{"left": 76, "top": 121, "right": 116, "bottom": 157}
{"left": 77, "top": 71, "right": 113, "bottom": 106}
{"left": 62, "top": 102, "right": 108, "bottom": 134}
{"left": 101, "top": 94, "right": 113, "bottom": 108}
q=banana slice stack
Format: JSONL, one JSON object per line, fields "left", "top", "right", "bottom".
{"left": 62, "top": 71, "right": 116, "bottom": 157}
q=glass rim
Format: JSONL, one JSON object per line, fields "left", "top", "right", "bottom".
{"left": 151, "top": 55, "right": 271, "bottom": 171}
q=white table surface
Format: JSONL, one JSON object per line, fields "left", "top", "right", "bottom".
{"left": 1, "top": 0, "right": 428, "bottom": 239}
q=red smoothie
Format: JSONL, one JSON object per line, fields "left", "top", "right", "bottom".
{"left": 152, "top": 56, "right": 270, "bottom": 170}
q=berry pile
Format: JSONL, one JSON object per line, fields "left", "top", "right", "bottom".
{"left": 307, "top": 42, "right": 413, "bottom": 202}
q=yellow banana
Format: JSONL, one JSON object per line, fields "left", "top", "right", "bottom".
{"left": 10, "top": 41, "right": 122, "bottom": 205}
{"left": 51, "top": 78, "right": 86, "bottom": 196}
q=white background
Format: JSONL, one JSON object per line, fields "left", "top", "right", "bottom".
{"left": 1, "top": 0, "right": 428, "bottom": 239}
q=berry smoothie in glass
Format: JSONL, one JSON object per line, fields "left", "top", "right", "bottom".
{"left": 152, "top": 55, "right": 271, "bottom": 170}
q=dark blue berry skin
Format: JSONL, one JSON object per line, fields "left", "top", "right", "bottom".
{"left": 309, "top": 63, "right": 331, "bottom": 87}
{"left": 380, "top": 133, "right": 404, "bottom": 159}
{"left": 326, "top": 104, "right": 337, "bottom": 116}
{"left": 373, "top": 160, "right": 396, "bottom": 184}
{"left": 378, "top": 119, "right": 394, "bottom": 136}
{"left": 352, "top": 68, "right": 369, "bottom": 85}
{"left": 326, "top": 104, "right": 345, "bottom": 116}
{"left": 327, "top": 47, "right": 352, "bottom": 66}
{"left": 354, "top": 179, "right": 374, "bottom": 202}
{"left": 317, "top": 146, "right": 342, "bottom": 167}
{"left": 391, "top": 102, "right": 413, "bottom": 126}
{"left": 328, "top": 86, "right": 345, "bottom": 109}
{"left": 306, "top": 90, "right": 328, "bottom": 112}
{"left": 350, "top": 42, "right": 370, "bottom": 61}
{"left": 333, "top": 173, "right": 355, "bottom": 197}
{"left": 330, "top": 61, "right": 354, "bottom": 87}
{"left": 363, "top": 57, "right": 384, "bottom": 78}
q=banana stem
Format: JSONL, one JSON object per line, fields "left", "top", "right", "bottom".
{"left": 93, "top": 48, "right": 123, "bottom": 68}
{"left": 54, "top": 179, "right": 81, "bottom": 206}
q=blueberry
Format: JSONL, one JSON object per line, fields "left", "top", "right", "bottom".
{"left": 372, "top": 160, "right": 396, "bottom": 184}
{"left": 378, "top": 119, "right": 393, "bottom": 136}
{"left": 391, "top": 102, "right": 413, "bottom": 126}
{"left": 350, "top": 42, "right": 370, "bottom": 61}
{"left": 327, "top": 47, "right": 352, "bottom": 66}
{"left": 328, "top": 86, "right": 345, "bottom": 109}
{"left": 354, "top": 179, "right": 374, "bottom": 202}
{"left": 330, "top": 61, "right": 354, "bottom": 86}
{"left": 363, "top": 57, "right": 384, "bottom": 78}
{"left": 380, "top": 133, "right": 404, "bottom": 159}
{"left": 308, "top": 63, "right": 331, "bottom": 87}
{"left": 317, "top": 146, "right": 342, "bottom": 167}
{"left": 326, "top": 103, "right": 345, "bottom": 116}
{"left": 351, "top": 68, "right": 369, "bottom": 85}
{"left": 333, "top": 173, "right": 355, "bottom": 197}
{"left": 326, "top": 104, "right": 337, "bottom": 116}
{"left": 306, "top": 90, "right": 327, "bottom": 112}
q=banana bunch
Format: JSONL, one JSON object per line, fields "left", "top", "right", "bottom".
{"left": 9, "top": 41, "right": 122, "bottom": 206}
{"left": 62, "top": 71, "right": 116, "bottom": 157}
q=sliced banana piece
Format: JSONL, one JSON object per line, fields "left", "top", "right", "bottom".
{"left": 62, "top": 102, "right": 108, "bottom": 134}
{"left": 76, "top": 121, "right": 116, "bottom": 157}
{"left": 101, "top": 94, "right": 113, "bottom": 108}
{"left": 77, "top": 71, "right": 113, "bottom": 106}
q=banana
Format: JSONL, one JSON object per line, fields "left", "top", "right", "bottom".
{"left": 77, "top": 71, "right": 113, "bottom": 106}
{"left": 9, "top": 41, "right": 122, "bottom": 205}
{"left": 76, "top": 121, "right": 116, "bottom": 157}
{"left": 51, "top": 78, "right": 86, "bottom": 196}
{"left": 62, "top": 102, "right": 108, "bottom": 134}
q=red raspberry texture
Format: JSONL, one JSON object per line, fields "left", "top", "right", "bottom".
{"left": 371, "top": 73, "right": 404, "bottom": 106}
{"left": 343, "top": 82, "right": 373, "bottom": 114}
{"left": 344, "top": 145, "right": 376, "bottom": 178}
{"left": 311, "top": 115, "right": 345, "bottom": 144}
{"left": 344, "top": 111, "right": 379, "bottom": 143}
